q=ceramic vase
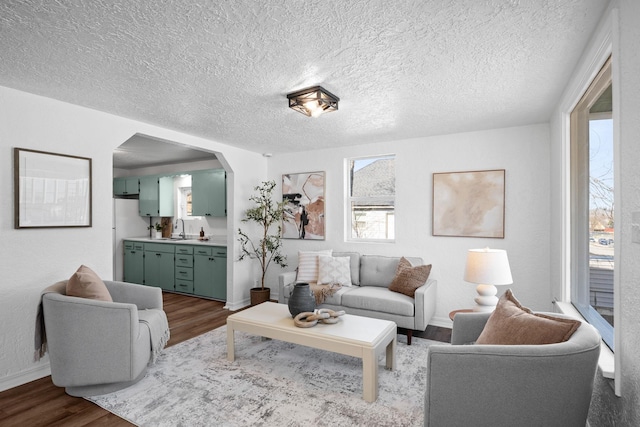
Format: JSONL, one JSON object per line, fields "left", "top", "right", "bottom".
{"left": 288, "top": 283, "right": 316, "bottom": 317}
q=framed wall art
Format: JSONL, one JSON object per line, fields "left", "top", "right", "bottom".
{"left": 282, "top": 171, "right": 325, "bottom": 240}
{"left": 432, "top": 169, "right": 505, "bottom": 238}
{"left": 14, "top": 148, "right": 92, "bottom": 228}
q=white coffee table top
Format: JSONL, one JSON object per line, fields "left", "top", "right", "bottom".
{"left": 229, "top": 302, "right": 396, "bottom": 347}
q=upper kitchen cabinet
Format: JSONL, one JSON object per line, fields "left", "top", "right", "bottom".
{"left": 139, "top": 175, "right": 174, "bottom": 217}
{"left": 113, "top": 177, "right": 139, "bottom": 196}
{"left": 192, "top": 169, "right": 226, "bottom": 217}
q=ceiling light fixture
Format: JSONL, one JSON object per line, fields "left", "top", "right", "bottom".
{"left": 287, "top": 86, "right": 339, "bottom": 118}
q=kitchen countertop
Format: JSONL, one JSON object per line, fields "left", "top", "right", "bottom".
{"left": 125, "top": 236, "right": 227, "bottom": 247}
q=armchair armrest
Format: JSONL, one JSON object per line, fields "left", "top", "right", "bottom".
{"left": 414, "top": 278, "right": 437, "bottom": 330}
{"left": 105, "top": 280, "right": 163, "bottom": 310}
{"left": 450, "top": 312, "right": 491, "bottom": 345}
{"left": 278, "top": 271, "right": 297, "bottom": 303}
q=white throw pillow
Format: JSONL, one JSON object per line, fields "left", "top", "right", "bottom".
{"left": 317, "top": 256, "right": 352, "bottom": 287}
{"left": 296, "top": 250, "right": 333, "bottom": 283}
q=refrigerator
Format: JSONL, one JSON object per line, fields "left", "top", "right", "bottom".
{"left": 113, "top": 198, "right": 149, "bottom": 281}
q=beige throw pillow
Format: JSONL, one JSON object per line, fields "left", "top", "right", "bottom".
{"left": 66, "top": 265, "right": 113, "bottom": 302}
{"left": 296, "top": 250, "right": 333, "bottom": 283}
{"left": 388, "top": 257, "right": 432, "bottom": 297}
{"left": 475, "top": 289, "right": 580, "bottom": 345}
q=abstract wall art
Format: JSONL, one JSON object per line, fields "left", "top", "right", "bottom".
{"left": 432, "top": 169, "right": 505, "bottom": 238}
{"left": 282, "top": 171, "right": 325, "bottom": 240}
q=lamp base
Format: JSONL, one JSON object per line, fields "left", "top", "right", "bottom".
{"left": 473, "top": 284, "right": 499, "bottom": 312}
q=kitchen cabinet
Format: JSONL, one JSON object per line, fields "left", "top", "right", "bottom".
{"left": 174, "top": 246, "right": 194, "bottom": 294}
{"left": 113, "top": 177, "right": 139, "bottom": 196}
{"left": 192, "top": 169, "right": 226, "bottom": 217}
{"left": 193, "top": 246, "right": 227, "bottom": 300}
{"left": 123, "top": 241, "right": 144, "bottom": 284}
{"left": 139, "top": 175, "right": 174, "bottom": 217}
{"left": 143, "top": 243, "right": 174, "bottom": 291}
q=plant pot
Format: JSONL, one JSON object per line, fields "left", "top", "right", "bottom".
{"left": 154, "top": 231, "right": 162, "bottom": 239}
{"left": 250, "top": 287, "right": 271, "bottom": 306}
{"left": 288, "top": 283, "right": 316, "bottom": 317}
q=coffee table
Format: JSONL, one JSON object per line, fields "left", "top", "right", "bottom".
{"left": 226, "top": 302, "right": 397, "bottom": 402}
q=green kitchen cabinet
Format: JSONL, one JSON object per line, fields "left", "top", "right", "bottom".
{"left": 123, "top": 241, "right": 144, "bottom": 284}
{"left": 143, "top": 243, "right": 175, "bottom": 291}
{"left": 193, "top": 246, "right": 227, "bottom": 300}
{"left": 174, "top": 245, "right": 194, "bottom": 294}
{"left": 139, "top": 175, "right": 174, "bottom": 217}
{"left": 192, "top": 169, "right": 226, "bottom": 217}
{"left": 113, "top": 177, "right": 139, "bottom": 196}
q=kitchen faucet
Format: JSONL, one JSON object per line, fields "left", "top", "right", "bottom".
{"left": 175, "top": 219, "right": 186, "bottom": 239}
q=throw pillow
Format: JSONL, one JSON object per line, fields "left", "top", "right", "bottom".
{"left": 317, "top": 256, "right": 352, "bottom": 287}
{"left": 296, "top": 250, "right": 333, "bottom": 283}
{"left": 475, "top": 289, "right": 581, "bottom": 345}
{"left": 388, "top": 257, "right": 432, "bottom": 297}
{"left": 66, "top": 265, "right": 113, "bottom": 302}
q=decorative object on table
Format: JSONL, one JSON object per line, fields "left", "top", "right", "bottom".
{"left": 463, "top": 247, "right": 513, "bottom": 312}
{"left": 282, "top": 171, "right": 325, "bottom": 240}
{"left": 288, "top": 283, "right": 316, "bottom": 317}
{"left": 432, "top": 169, "right": 505, "bottom": 238}
{"left": 293, "top": 309, "right": 346, "bottom": 328}
{"left": 237, "top": 180, "right": 288, "bottom": 305}
{"left": 286, "top": 85, "right": 339, "bottom": 118}
{"left": 14, "top": 147, "right": 92, "bottom": 228}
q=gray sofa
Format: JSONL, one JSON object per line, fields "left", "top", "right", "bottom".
{"left": 41, "top": 280, "right": 169, "bottom": 397}
{"left": 424, "top": 311, "right": 601, "bottom": 427}
{"left": 278, "top": 252, "right": 437, "bottom": 344}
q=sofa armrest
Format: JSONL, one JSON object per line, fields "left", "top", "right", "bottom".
{"left": 450, "top": 312, "right": 491, "bottom": 345}
{"left": 278, "top": 271, "right": 297, "bottom": 303}
{"left": 42, "top": 294, "right": 145, "bottom": 386}
{"left": 105, "top": 280, "right": 163, "bottom": 310}
{"left": 414, "top": 278, "right": 437, "bottom": 331}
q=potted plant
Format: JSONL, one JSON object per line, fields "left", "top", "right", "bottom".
{"left": 238, "top": 180, "right": 288, "bottom": 305}
{"left": 148, "top": 222, "right": 163, "bottom": 239}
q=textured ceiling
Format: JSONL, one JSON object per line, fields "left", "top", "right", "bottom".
{"left": 0, "top": 0, "right": 608, "bottom": 155}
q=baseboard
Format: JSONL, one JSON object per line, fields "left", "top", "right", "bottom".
{"left": 428, "top": 315, "right": 453, "bottom": 329}
{"left": 224, "top": 298, "right": 250, "bottom": 311}
{"left": 0, "top": 362, "right": 51, "bottom": 393}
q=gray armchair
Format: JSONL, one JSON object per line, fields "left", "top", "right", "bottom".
{"left": 424, "top": 312, "right": 601, "bottom": 427}
{"left": 41, "top": 280, "right": 169, "bottom": 397}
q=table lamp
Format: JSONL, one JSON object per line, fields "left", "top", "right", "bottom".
{"left": 463, "top": 248, "right": 513, "bottom": 312}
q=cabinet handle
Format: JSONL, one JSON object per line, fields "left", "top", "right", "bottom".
{"left": 156, "top": 253, "right": 161, "bottom": 257}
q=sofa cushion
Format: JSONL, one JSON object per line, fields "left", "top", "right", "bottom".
{"left": 66, "top": 265, "right": 113, "bottom": 302}
{"left": 388, "top": 257, "right": 432, "bottom": 297}
{"left": 360, "top": 255, "right": 424, "bottom": 287}
{"left": 296, "top": 250, "right": 333, "bottom": 283}
{"left": 332, "top": 252, "right": 361, "bottom": 285}
{"left": 341, "top": 286, "right": 415, "bottom": 317}
{"left": 476, "top": 289, "right": 581, "bottom": 345}
{"left": 317, "top": 256, "right": 352, "bottom": 287}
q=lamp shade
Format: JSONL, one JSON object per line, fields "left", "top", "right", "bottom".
{"left": 463, "top": 248, "right": 513, "bottom": 285}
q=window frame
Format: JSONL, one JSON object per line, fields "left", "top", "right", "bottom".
{"left": 569, "top": 57, "right": 614, "bottom": 350}
{"left": 346, "top": 154, "right": 396, "bottom": 243}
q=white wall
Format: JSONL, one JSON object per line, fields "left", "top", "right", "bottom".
{"left": 267, "top": 123, "right": 551, "bottom": 326}
{"left": 0, "top": 86, "right": 266, "bottom": 391}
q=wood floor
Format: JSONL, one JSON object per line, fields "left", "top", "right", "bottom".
{"left": 0, "top": 293, "right": 451, "bottom": 427}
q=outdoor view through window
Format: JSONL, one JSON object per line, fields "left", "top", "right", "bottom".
{"left": 348, "top": 155, "right": 395, "bottom": 241}
{"left": 588, "top": 87, "right": 614, "bottom": 329}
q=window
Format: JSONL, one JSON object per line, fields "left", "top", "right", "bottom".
{"left": 570, "top": 57, "right": 614, "bottom": 350}
{"left": 347, "top": 155, "right": 395, "bottom": 241}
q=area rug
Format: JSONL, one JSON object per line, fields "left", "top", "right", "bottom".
{"left": 88, "top": 327, "right": 442, "bottom": 426}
